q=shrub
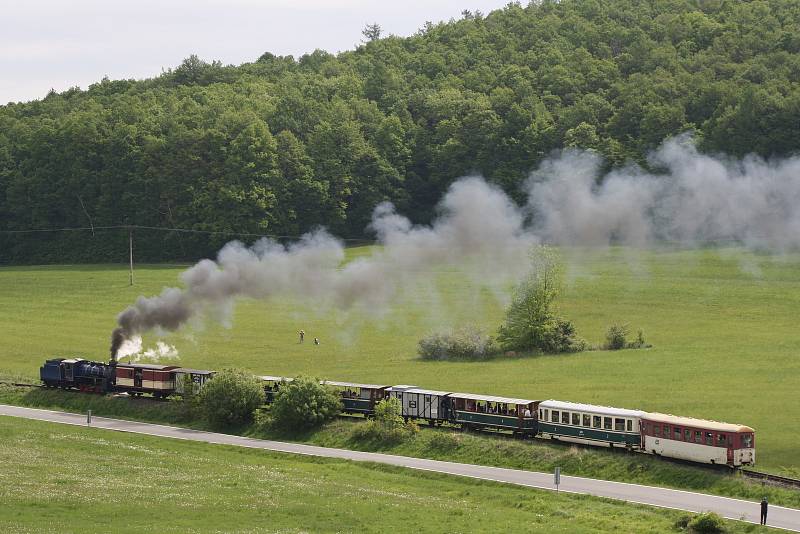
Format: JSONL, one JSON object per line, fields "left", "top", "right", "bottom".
{"left": 350, "top": 398, "right": 418, "bottom": 446}
{"left": 418, "top": 325, "right": 498, "bottom": 360}
{"left": 604, "top": 324, "right": 628, "bottom": 350}
{"left": 271, "top": 376, "right": 342, "bottom": 431}
{"left": 687, "top": 512, "right": 726, "bottom": 533}
{"left": 196, "top": 368, "right": 265, "bottom": 428}
{"left": 426, "top": 430, "right": 462, "bottom": 452}
{"left": 540, "top": 318, "right": 588, "bottom": 353}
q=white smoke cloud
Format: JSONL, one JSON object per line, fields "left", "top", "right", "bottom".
{"left": 528, "top": 134, "right": 800, "bottom": 249}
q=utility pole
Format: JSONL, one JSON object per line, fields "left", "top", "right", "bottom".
{"left": 128, "top": 227, "right": 134, "bottom": 286}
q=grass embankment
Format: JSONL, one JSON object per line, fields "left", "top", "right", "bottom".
{"left": 3, "top": 384, "right": 798, "bottom": 510}
{"left": 1, "top": 247, "right": 799, "bottom": 474}
{"left": 0, "top": 415, "right": 774, "bottom": 534}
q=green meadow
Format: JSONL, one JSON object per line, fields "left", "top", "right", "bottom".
{"left": 0, "top": 416, "right": 770, "bottom": 533}
{"left": 1, "top": 246, "right": 799, "bottom": 475}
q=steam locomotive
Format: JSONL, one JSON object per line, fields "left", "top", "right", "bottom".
{"left": 39, "top": 357, "right": 756, "bottom": 468}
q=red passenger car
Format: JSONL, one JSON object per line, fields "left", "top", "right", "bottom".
{"left": 641, "top": 413, "right": 755, "bottom": 467}
{"left": 114, "top": 363, "right": 180, "bottom": 398}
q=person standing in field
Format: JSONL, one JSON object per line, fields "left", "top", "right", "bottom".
{"left": 299, "top": 330, "right": 305, "bottom": 343}
{"left": 761, "top": 497, "right": 768, "bottom": 525}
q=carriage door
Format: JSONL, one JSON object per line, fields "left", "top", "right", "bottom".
{"left": 727, "top": 435, "right": 734, "bottom": 464}
{"left": 134, "top": 368, "right": 143, "bottom": 388}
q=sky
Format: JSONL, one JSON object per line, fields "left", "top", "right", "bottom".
{"left": 1, "top": 0, "right": 515, "bottom": 105}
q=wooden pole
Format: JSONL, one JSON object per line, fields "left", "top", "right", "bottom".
{"left": 129, "top": 227, "right": 133, "bottom": 286}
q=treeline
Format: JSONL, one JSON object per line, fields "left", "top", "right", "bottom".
{"left": 2, "top": 0, "right": 799, "bottom": 263}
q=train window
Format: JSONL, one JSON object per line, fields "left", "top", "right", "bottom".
{"left": 654, "top": 425, "right": 661, "bottom": 437}
{"left": 562, "top": 412, "right": 570, "bottom": 424}
{"left": 571, "top": 413, "right": 580, "bottom": 426}
{"left": 742, "top": 434, "right": 753, "bottom": 448}
{"left": 674, "top": 427, "right": 682, "bottom": 440}
{"left": 663, "top": 425, "right": 669, "bottom": 437}
{"left": 593, "top": 415, "right": 601, "bottom": 428}
{"left": 705, "top": 432, "right": 713, "bottom": 445}
{"left": 583, "top": 414, "right": 591, "bottom": 427}
{"left": 615, "top": 418, "right": 625, "bottom": 431}
{"left": 717, "top": 434, "right": 727, "bottom": 446}
{"left": 603, "top": 417, "right": 612, "bottom": 430}
{"left": 695, "top": 431, "right": 702, "bottom": 443}
{"left": 539, "top": 409, "right": 543, "bottom": 419}
{"left": 552, "top": 410, "right": 559, "bottom": 423}
{"left": 627, "top": 420, "right": 633, "bottom": 432}
{"left": 543, "top": 409, "right": 548, "bottom": 420}
{"left": 684, "top": 429, "right": 691, "bottom": 441}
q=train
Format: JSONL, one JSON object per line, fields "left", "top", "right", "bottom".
{"left": 40, "top": 357, "right": 756, "bottom": 468}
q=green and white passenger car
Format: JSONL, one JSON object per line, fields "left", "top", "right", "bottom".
{"left": 537, "top": 400, "right": 644, "bottom": 449}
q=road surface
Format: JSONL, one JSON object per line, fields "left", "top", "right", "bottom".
{"left": 1, "top": 404, "right": 798, "bottom": 531}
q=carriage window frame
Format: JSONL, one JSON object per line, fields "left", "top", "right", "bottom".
{"left": 674, "top": 427, "right": 682, "bottom": 440}
{"left": 583, "top": 414, "right": 591, "bottom": 427}
{"left": 592, "top": 415, "right": 601, "bottom": 428}
{"left": 717, "top": 433, "right": 727, "bottom": 446}
{"left": 614, "top": 418, "right": 625, "bottom": 431}
{"left": 571, "top": 413, "right": 580, "bottom": 426}
{"left": 654, "top": 425, "right": 661, "bottom": 437}
{"left": 742, "top": 434, "right": 753, "bottom": 448}
{"left": 705, "top": 432, "right": 713, "bottom": 445}
{"left": 684, "top": 429, "right": 692, "bottom": 441}
{"left": 603, "top": 417, "right": 612, "bottom": 430}
{"left": 627, "top": 420, "right": 633, "bottom": 432}
{"left": 551, "top": 410, "right": 559, "bottom": 423}
{"left": 561, "top": 411, "right": 570, "bottom": 424}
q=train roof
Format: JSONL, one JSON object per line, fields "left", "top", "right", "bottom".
{"left": 259, "top": 375, "right": 293, "bottom": 382}
{"left": 448, "top": 392, "right": 538, "bottom": 405}
{"left": 114, "top": 363, "right": 179, "bottom": 370}
{"left": 173, "top": 368, "right": 215, "bottom": 375}
{"left": 643, "top": 412, "right": 754, "bottom": 433}
{"left": 403, "top": 388, "right": 452, "bottom": 397}
{"left": 539, "top": 400, "right": 645, "bottom": 418}
{"left": 322, "top": 380, "right": 390, "bottom": 390}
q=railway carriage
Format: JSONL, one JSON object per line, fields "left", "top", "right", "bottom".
{"left": 322, "top": 381, "right": 390, "bottom": 415}
{"left": 641, "top": 413, "right": 755, "bottom": 466}
{"left": 447, "top": 392, "right": 538, "bottom": 435}
{"left": 113, "top": 363, "right": 179, "bottom": 398}
{"left": 537, "top": 400, "right": 644, "bottom": 449}
{"left": 259, "top": 375, "right": 293, "bottom": 402}
{"left": 174, "top": 368, "right": 215, "bottom": 395}
{"left": 387, "top": 386, "right": 451, "bottom": 424}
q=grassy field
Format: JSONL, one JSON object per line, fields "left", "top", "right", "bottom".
{"left": 0, "top": 415, "right": 771, "bottom": 533}
{"left": 1, "top": 247, "right": 799, "bottom": 475}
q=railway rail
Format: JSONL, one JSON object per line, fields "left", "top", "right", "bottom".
{"left": 5, "top": 378, "right": 800, "bottom": 490}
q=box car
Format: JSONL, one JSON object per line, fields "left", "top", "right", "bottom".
{"left": 388, "top": 386, "right": 451, "bottom": 424}
{"left": 538, "top": 400, "right": 644, "bottom": 449}
{"left": 641, "top": 413, "right": 755, "bottom": 466}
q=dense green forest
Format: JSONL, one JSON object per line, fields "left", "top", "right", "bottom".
{"left": 1, "top": 0, "right": 799, "bottom": 263}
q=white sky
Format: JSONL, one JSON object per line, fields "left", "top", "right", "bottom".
{"left": 1, "top": 0, "right": 514, "bottom": 105}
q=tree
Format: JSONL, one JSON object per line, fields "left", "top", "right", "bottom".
{"left": 196, "top": 369, "right": 265, "bottom": 427}
{"left": 362, "top": 23, "right": 382, "bottom": 43}
{"left": 497, "top": 246, "right": 585, "bottom": 353}
{"left": 271, "top": 376, "right": 342, "bottom": 431}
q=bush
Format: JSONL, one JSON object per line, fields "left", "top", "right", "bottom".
{"left": 540, "top": 318, "right": 588, "bottom": 353}
{"left": 271, "top": 376, "right": 342, "bottom": 431}
{"left": 418, "top": 325, "right": 498, "bottom": 360}
{"left": 687, "top": 512, "right": 726, "bottom": 533}
{"left": 350, "top": 398, "right": 418, "bottom": 446}
{"left": 196, "top": 369, "right": 265, "bottom": 428}
{"left": 604, "top": 324, "right": 628, "bottom": 350}
{"left": 426, "top": 430, "right": 462, "bottom": 452}
{"left": 604, "top": 324, "right": 652, "bottom": 350}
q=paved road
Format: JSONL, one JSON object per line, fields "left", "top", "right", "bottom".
{"left": 2, "top": 404, "right": 798, "bottom": 532}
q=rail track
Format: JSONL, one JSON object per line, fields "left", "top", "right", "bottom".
{"left": 4, "top": 379, "right": 800, "bottom": 489}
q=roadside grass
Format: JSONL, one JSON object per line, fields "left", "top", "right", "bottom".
{"left": 0, "top": 415, "right": 772, "bottom": 533}
{"left": 0, "top": 246, "right": 799, "bottom": 475}
{"left": 3, "top": 383, "right": 798, "bottom": 510}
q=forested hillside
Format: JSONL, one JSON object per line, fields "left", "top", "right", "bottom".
{"left": 1, "top": 0, "right": 799, "bottom": 263}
